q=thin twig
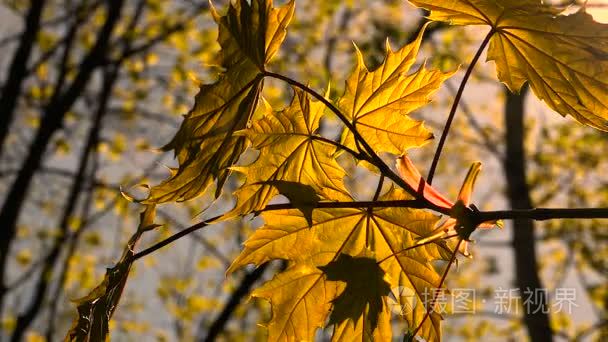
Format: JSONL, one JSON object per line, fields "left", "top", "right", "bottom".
{"left": 132, "top": 200, "right": 428, "bottom": 260}
{"left": 131, "top": 215, "right": 220, "bottom": 261}
{"left": 157, "top": 210, "right": 232, "bottom": 267}
{"left": 132, "top": 199, "right": 608, "bottom": 263}
{"left": 444, "top": 79, "right": 502, "bottom": 158}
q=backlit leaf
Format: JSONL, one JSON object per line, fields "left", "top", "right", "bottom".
{"left": 338, "top": 25, "right": 453, "bottom": 155}
{"left": 228, "top": 88, "right": 350, "bottom": 217}
{"left": 146, "top": 0, "right": 295, "bottom": 202}
{"left": 408, "top": 0, "right": 608, "bottom": 130}
{"left": 251, "top": 263, "right": 340, "bottom": 342}
{"left": 229, "top": 189, "right": 451, "bottom": 341}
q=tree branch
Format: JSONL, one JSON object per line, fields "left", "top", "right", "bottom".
{"left": 0, "top": 0, "right": 126, "bottom": 319}
{"left": 132, "top": 199, "right": 608, "bottom": 263}
{"left": 476, "top": 207, "right": 608, "bottom": 223}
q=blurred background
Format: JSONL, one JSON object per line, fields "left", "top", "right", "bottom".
{"left": 0, "top": 0, "right": 606, "bottom": 341}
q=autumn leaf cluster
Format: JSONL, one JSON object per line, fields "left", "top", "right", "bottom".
{"left": 65, "top": 0, "right": 608, "bottom": 341}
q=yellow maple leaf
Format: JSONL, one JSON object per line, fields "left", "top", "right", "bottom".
{"left": 339, "top": 25, "right": 453, "bottom": 156}
{"left": 251, "top": 263, "right": 341, "bottom": 342}
{"left": 146, "top": 0, "right": 295, "bottom": 202}
{"left": 228, "top": 88, "right": 350, "bottom": 217}
{"left": 229, "top": 189, "right": 451, "bottom": 341}
{"left": 408, "top": 0, "right": 608, "bottom": 131}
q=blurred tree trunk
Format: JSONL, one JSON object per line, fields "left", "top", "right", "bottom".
{"left": 10, "top": 65, "right": 116, "bottom": 342}
{"left": 503, "top": 86, "right": 553, "bottom": 342}
{"left": 0, "top": 0, "right": 45, "bottom": 157}
{"left": 201, "top": 263, "right": 270, "bottom": 342}
{"left": 0, "top": 0, "right": 125, "bottom": 314}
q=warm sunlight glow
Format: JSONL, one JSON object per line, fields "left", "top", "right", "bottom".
{"left": 588, "top": 0, "right": 608, "bottom": 23}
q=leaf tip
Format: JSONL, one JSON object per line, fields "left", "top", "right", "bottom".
{"left": 209, "top": 0, "right": 220, "bottom": 22}
{"left": 351, "top": 42, "right": 367, "bottom": 71}
{"left": 121, "top": 184, "right": 151, "bottom": 203}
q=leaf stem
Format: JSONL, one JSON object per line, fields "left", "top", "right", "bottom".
{"left": 264, "top": 71, "right": 356, "bottom": 139}
{"left": 372, "top": 175, "right": 385, "bottom": 201}
{"left": 310, "top": 135, "right": 363, "bottom": 159}
{"left": 426, "top": 29, "right": 494, "bottom": 184}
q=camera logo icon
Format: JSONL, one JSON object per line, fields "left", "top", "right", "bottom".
{"left": 387, "top": 286, "right": 417, "bottom": 316}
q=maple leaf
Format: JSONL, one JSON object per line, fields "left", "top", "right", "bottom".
{"left": 146, "top": 0, "right": 295, "bottom": 203}
{"left": 228, "top": 189, "right": 452, "bottom": 341}
{"left": 228, "top": 88, "right": 350, "bottom": 217}
{"left": 338, "top": 25, "right": 453, "bottom": 156}
{"left": 408, "top": 0, "right": 608, "bottom": 131}
{"left": 250, "top": 263, "right": 341, "bottom": 342}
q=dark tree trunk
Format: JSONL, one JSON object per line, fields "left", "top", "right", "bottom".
{"left": 0, "top": 0, "right": 125, "bottom": 315}
{"left": 0, "top": 0, "right": 46, "bottom": 156}
{"left": 503, "top": 86, "right": 553, "bottom": 342}
{"left": 10, "top": 66, "right": 116, "bottom": 342}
